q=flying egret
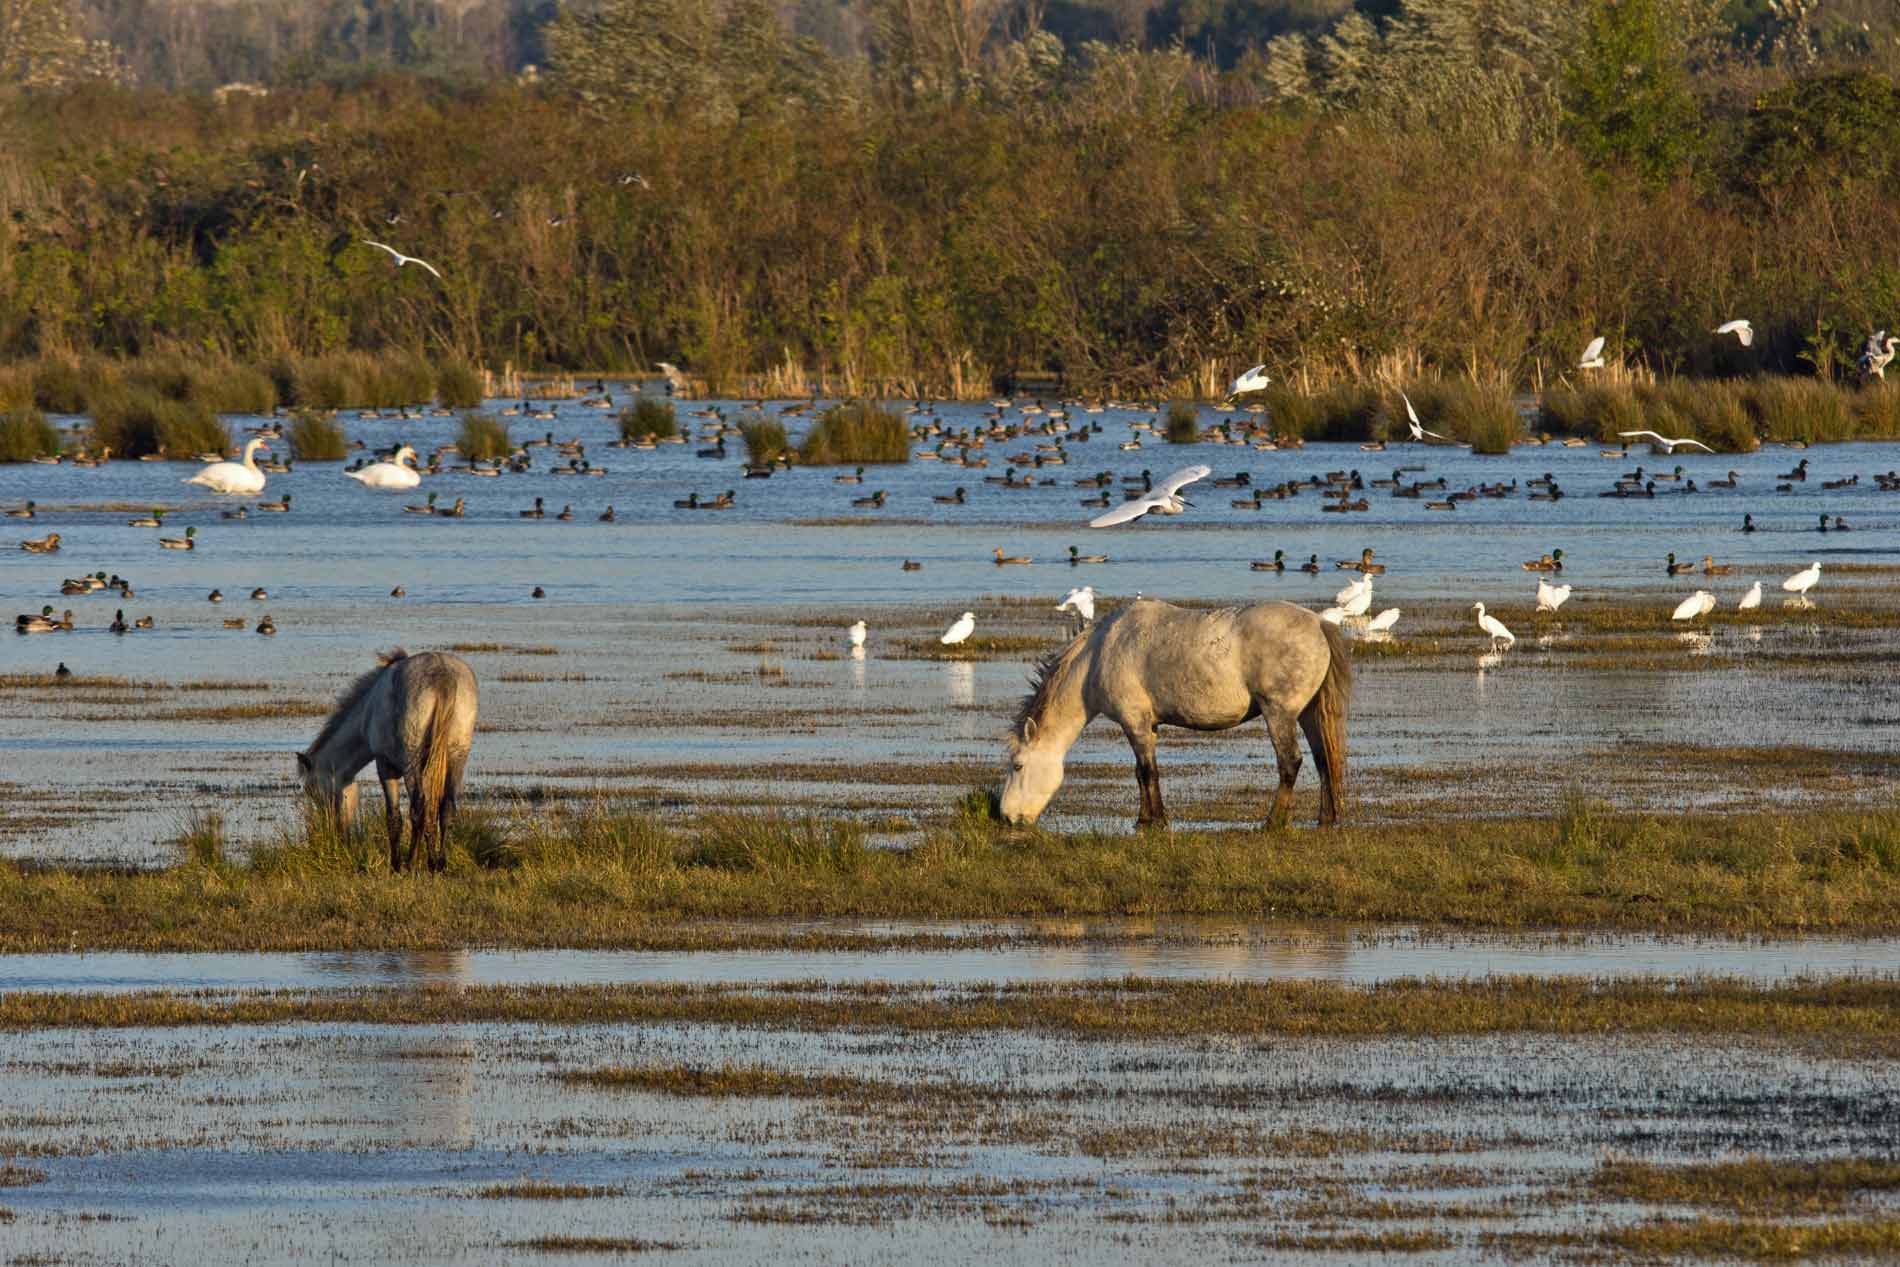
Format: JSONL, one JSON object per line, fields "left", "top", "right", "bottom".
{"left": 1618, "top": 430, "right": 1715, "bottom": 455}
{"left": 1578, "top": 336, "right": 1606, "bottom": 370}
{"left": 940, "top": 611, "right": 976, "bottom": 645}
{"left": 1334, "top": 574, "right": 1372, "bottom": 607}
{"left": 1338, "top": 583, "right": 1374, "bottom": 619}
{"left": 1535, "top": 578, "right": 1573, "bottom": 612}
{"left": 1401, "top": 390, "right": 1452, "bottom": 442}
{"left": 1713, "top": 319, "right": 1754, "bottom": 347}
{"left": 1228, "top": 364, "right": 1270, "bottom": 396}
{"left": 1088, "top": 464, "right": 1211, "bottom": 527}
{"left": 847, "top": 620, "right": 866, "bottom": 648}
{"left": 1473, "top": 601, "right": 1515, "bottom": 652}
{"left": 344, "top": 445, "right": 423, "bottom": 490}
{"left": 1671, "top": 590, "right": 1716, "bottom": 621}
{"left": 1364, "top": 607, "right": 1400, "bottom": 633}
{"left": 1781, "top": 561, "right": 1821, "bottom": 601}
{"left": 361, "top": 240, "right": 443, "bottom": 280}
{"left": 185, "top": 438, "right": 270, "bottom": 495}
{"left": 1738, "top": 581, "right": 1762, "bottom": 610}
{"left": 1056, "top": 585, "right": 1096, "bottom": 623}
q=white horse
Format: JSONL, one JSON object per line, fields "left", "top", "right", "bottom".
{"left": 999, "top": 598, "right": 1350, "bottom": 829}
{"left": 298, "top": 649, "right": 478, "bottom": 871}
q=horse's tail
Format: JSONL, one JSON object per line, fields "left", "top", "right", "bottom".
{"left": 414, "top": 688, "right": 454, "bottom": 836}
{"left": 1306, "top": 618, "right": 1352, "bottom": 825}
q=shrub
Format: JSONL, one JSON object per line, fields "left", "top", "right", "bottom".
{"left": 0, "top": 408, "right": 60, "bottom": 461}
{"left": 1745, "top": 377, "right": 1853, "bottom": 444}
{"left": 1261, "top": 386, "right": 1318, "bottom": 437}
{"left": 1311, "top": 383, "right": 1383, "bottom": 441}
{"left": 288, "top": 353, "right": 363, "bottom": 410}
{"left": 1852, "top": 381, "right": 1900, "bottom": 439}
{"left": 367, "top": 350, "right": 437, "bottom": 407}
{"left": 1415, "top": 380, "right": 1519, "bottom": 453}
{"left": 288, "top": 410, "right": 347, "bottom": 460}
{"left": 456, "top": 412, "right": 513, "bottom": 461}
{"left": 799, "top": 401, "right": 910, "bottom": 464}
{"left": 90, "top": 388, "right": 227, "bottom": 458}
{"left": 739, "top": 412, "right": 788, "bottom": 462}
{"left": 1165, "top": 401, "right": 1199, "bottom": 443}
{"left": 33, "top": 356, "right": 103, "bottom": 414}
{"left": 618, "top": 396, "right": 677, "bottom": 440}
{"left": 436, "top": 358, "right": 485, "bottom": 409}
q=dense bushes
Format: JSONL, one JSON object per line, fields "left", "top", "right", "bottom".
{"left": 0, "top": 408, "right": 60, "bottom": 462}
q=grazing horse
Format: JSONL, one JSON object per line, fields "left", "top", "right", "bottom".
{"left": 998, "top": 598, "right": 1350, "bottom": 829}
{"left": 298, "top": 649, "right": 478, "bottom": 872}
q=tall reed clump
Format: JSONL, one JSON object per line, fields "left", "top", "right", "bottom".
{"left": 1852, "top": 381, "right": 1900, "bottom": 438}
{"left": 1746, "top": 377, "right": 1854, "bottom": 444}
{"left": 799, "top": 401, "right": 911, "bottom": 464}
{"left": 175, "top": 811, "right": 228, "bottom": 869}
{"left": 286, "top": 351, "right": 439, "bottom": 410}
{"left": 89, "top": 388, "right": 227, "bottom": 458}
{"left": 1642, "top": 381, "right": 1757, "bottom": 452}
{"left": 288, "top": 410, "right": 347, "bottom": 460}
{"left": 31, "top": 356, "right": 102, "bottom": 414}
{"left": 1415, "top": 380, "right": 1519, "bottom": 453}
{"left": 436, "top": 358, "right": 484, "bottom": 409}
{"left": 1311, "top": 383, "right": 1384, "bottom": 441}
{"left": 0, "top": 407, "right": 60, "bottom": 461}
{"left": 739, "top": 411, "right": 788, "bottom": 463}
{"left": 618, "top": 397, "right": 677, "bottom": 440}
{"left": 1165, "top": 401, "right": 1199, "bottom": 443}
{"left": 456, "top": 412, "right": 513, "bottom": 461}
{"left": 1540, "top": 385, "right": 1643, "bottom": 438}
{"left": 1261, "top": 386, "right": 1317, "bottom": 438}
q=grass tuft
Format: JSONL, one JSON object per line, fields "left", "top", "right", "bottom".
{"left": 287, "top": 410, "right": 347, "bottom": 460}
{"left": 436, "top": 358, "right": 484, "bottom": 409}
{"left": 456, "top": 412, "right": 513, "bottom": 461}
{"left": 799, "top": 401, "right": 910, "bottom": 464}
{"left": 739, "top": 412, "right": 788, "bottom": 462}
{"left": 0, "top": 407, "right": 60, "bottom": 461}
{"left": 89, "top": 388, "right": 227, "bottom": 458}
{"left": 1165, "top": 401, "right": 1198, "bottom": 442}
{"left": 618, "top": 397, "right": 677, "bottom": 440}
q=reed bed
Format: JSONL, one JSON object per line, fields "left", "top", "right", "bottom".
{"left": 0, "top": 407, "right": 59, "bottom": 461}
{"left": 739, "top": 413, "right": 789, "bottom": 463}
{"left": 87, "top": 388, "right": 227, "bottom": 458}
{"left": 435, "top": 358, "right": 485, "bottom": 409}
{"left": 286, "top": 410, "right": 347, "bottom": 460}
{"left": 617, "top": 397, "right": 677, "bottom": 440}
{"left": 799, "top": 401, "right": 910, "bottom": 464}
{"left": 1165, "top": 401, "right": 1198, "bottom": 443}
{"left": 455, "top": 412, "right": 513, "bottom": 462}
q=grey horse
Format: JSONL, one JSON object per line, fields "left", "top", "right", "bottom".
{"left": 298, "top": 649, "right": 478, "bottom": 871}
{"left": 999, "top": 598, "right": 1350, "bottom": 829}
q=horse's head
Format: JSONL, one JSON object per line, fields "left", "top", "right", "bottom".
{"left": 296, "top": 751, "right": 359, "bottom": 830}
{"left": 999, "top": 718, "right": 1064, "bottom": 825}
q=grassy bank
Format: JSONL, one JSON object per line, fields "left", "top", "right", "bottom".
{"left": 4, "top": 977, "right": 1897, "bottom": 1054}
{"left": 1, "top": 802, "right": 1895, "bottom": 952}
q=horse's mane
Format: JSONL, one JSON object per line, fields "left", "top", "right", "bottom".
{"left": 1011, "top": 630, "right": 1091, "bottom": 752}
{"left": 307, "top": 648, "right": 407, "bottom": 754}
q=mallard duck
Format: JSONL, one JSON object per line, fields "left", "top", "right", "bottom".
{"left": 1068, "top": 545, "right": 1108, "bottom": 564}
{"left": 1299, "top": 554, "right": 1321, "bottom": 574}
{"left": 255, "top": 614, "right": 276, "bottom": 635}
{"left": 436, "top": 497, "right": 465, "bottom": 517}
{"left": 405, "top": 492, "right": 439, "bottom": 515}
{"left": 834, "top": 466, "right": 866, "bottom": 484}
{"left": 851, "top": 490, "right": 888, "bottom": 508}
{"left": 556, "top": 504, "right": 574, "bottom": 521}
{"left": 1251, "top": 549, "right": 1287, "bottom": 573}
{"left": 1710, "top": 470, "right": 1739, "bottom": 489}
{"left": 993, "top": 547, "right": 1031, "bottom": 565}
{"left": 159, "top": 527, "right": 196, "bottom": 550}
{"left": 709, "top": 490, "right": 735, "bottom": 509}
{"left": 256, "top": 494, "right": 291, "bottom": 512}
{"left": 5, "top": 501, "right": 34, "bottom": 519}
{"left": 933, "top": 487, "right": 967, "bottom": 504}
{"left": 16, "top": 605, "right": 58, "bottom": 633}
{"left": 1336, "top": 548, "right": 1385, "bottom": 574}
{"left": 134, "top": 615, "right": 153, "bottom": 629}
{"left": 250, "top": 587, "right": 268, "bottom": 600}
{"left": 1742, "top": 514, "right": 1756, "bottom": 533}
{"left": 901, "top": 559, "right": 922, "bottom": 571}
{"left": 531, "top": 586, "right": 546, "bottom": 599}
{"left": 19, "top": 533, "right": 59, "bottom": 553}
{"left": 109, "top": 609, "right": 129, "bottom": 634}
{"left": 599, "top": 505, "right": 616, "bottom": 522}
{"left": 521, "top": 497, "right": 546, "bottom": 519}
{"left": 127, "top": 509, "right": 162, "bottom": 527}
{"left": 1665, "top": 552, "right": 1694, "bottom": 576}
{"left": 1701, "top": 555, "right": 1733, "bottom": 575}
{"left": 673, "top": 493, "right": 700, "bottom": 510}
{"left": 390, "top": 586, "right": 406, "bottom": 598}
{"left": 220, "top": 506, "right": 247, "bottom": 520}
{"left": 55, "top": 661, "right": 72, "bottom": 679}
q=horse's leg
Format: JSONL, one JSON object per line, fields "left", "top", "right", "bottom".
{"left": 1297, "top": 711, "right": 1336, "bottom": 827}
{"left": 406, "top": 769, "right": 432, "bottom": 873}
{"left": 1263, "top": 704, "right": 1302, "bottom": 829}
{"left": 1122, "top": 720, "right": 1167, "bottom": 828}
{"left": 376, "top": 759, "right": 405, "bottom": 872}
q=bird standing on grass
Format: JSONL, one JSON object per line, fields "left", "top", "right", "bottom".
{"left": 940, "top": 612, "right": 975, "bottom": 645}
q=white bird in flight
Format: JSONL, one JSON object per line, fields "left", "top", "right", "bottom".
{"left": 1473, "top": 601, "right": 1515, "bottom": 652}
{"left": 1578, "top": 336, "right": 1606, "bottom": 370}
{"left": 847, "top": 620, "right": 866, "bottom": 648}
{"left": 940, "top": 611, "right": 975, "bottom": 645}
{"left": 1364, "top": 607, "right": 1400, "bottom": 633}
{"left": 1228, "top": 364, "right": 1270, "bottom": 396}
{"left": 1618, "top": 430, "right": 1715, "bottom": 454}
{"left": 344, "top": 444, "right": 423, "bottom": 489}
{"left": 1713, "top": 319, "right": 1754, "bottom": 347}
{"left": 361, "top": 240, "right": 443, "bottom": 280}
{"left": 1319, "top": 607, "right": 1346, "bottom": 625}
{"left": 1401, "top": 391, "right": 1451, "bottom": 443}
{"left": 1781, "top": 561, "right": 1821, "bottom": 599}
{"left": 1535, "top": 578, "right": 1572, "bottom": 612}
{"left": 185, "top": 437, "right": 270, "bottom": 495}
{"left": 1671, "top": 590, "right": 1716, "bottom": 621}
{"left": 1334, "top": 574, "right": 1372, "bottom": 608}
{"left": 1088, "top": 464, "right": 1211, "bottom": 527}
{"left": 1737, "top": 581, "right": 1762, "bottom": 610}
{"left": 1056, "top": 586, "right": 1096, "bottom": 623}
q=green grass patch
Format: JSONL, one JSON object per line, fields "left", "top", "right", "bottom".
{"left": 456, "top": 412, "right": 512, "bottom": 461}
{"left": 287, "top": 410, "right": 347, "bottom": 460}
{"left": 436, "top": 358, "right": 484, "bottom": 409}
{"left": 1594, "top": 1157, "right": 1900, "bottom": 1214}
{"left": 739, "top": 412, "right": 788, "bottom": 462}
{"left": 617, "top": 397, "right": 676, "bottom": 440}
{"left": 0, "top": 407, "right": 59, "bottom": 461}
{"left": 799, "top": 401, "right": 909, "bottom": 464}
{"left": 475, "top": 1181, "right": 624, "bottom": 1200}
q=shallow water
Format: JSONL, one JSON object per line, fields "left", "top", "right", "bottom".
{"left": 4, "top": 923, "right": 1898, "bottom": 993}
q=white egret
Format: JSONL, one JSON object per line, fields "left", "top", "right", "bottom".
{"left": 1056, "top": 585, "right": 1096, "bottom": 623}
{"left": 1334, "top": 574, "right": 1372, "bottom": 607}
{"left": 361, "top": 239, "right": 443, "bottom": 280}
{"left": 1319, "top": 606, "right": 1346, "bottom": 625}
{"left": 1860, "top": 331, "right": 1897, "bottom": 381}
{"left": 344, "top": 445, "right": 423, "bottom": 490}
{"left": 1535, "top": 578, "right": 1573, "bottom": 612}
{"left": 1671, "top": 590, "right": 1716, "bottom": 621}
{"left": 1473, "top": 601, "right": 1515, "bottom": 652}
{"left": 1578, "top": 336, "right": 1606, "bottom": 370}
{"left": 1713, "top": 318, "right": 1754, "bottom": 347}
{"left": 1227, "top": 364, "right": 1270, "bottom": 396}
{"left": 1618, "top": 430, "right": 1716, "bottom": 455}
{"left": 1088, "top": 464, "right": 1211, "bottom": 527}
{"left": 184, "top": 438, "right": 270, "bottom": 495}
{"left": 1738, "top": 581, "right": 1762, "bottom": 610}
{"left": 940, "top": 611, "right": 976, "bottom": 645}
{"left": 847, "top": 620, "right": 866, "bottom": 648}
{"left": 1400, "top": 390, "right": 1451, "bottom": 442}
{"left": 1781, "top": 561, "right": 1822, "bottom": 600}
{"left": 1364, "top": 607, "right": 1400, "bottom": 633}
{"left": 1338, "top": 584, "right": 1374, "bottom": 619}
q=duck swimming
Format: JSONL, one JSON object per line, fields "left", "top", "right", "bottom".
{"left": 1251, "top": 549, "right": 1287, "bottom": 572}
{"left": 158, "top": 527, "right": 196, "bottom": 550}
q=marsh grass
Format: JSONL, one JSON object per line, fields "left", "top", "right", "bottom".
{"left": 436, "top": 358, "right": 484, "bottom": 409}
{"left": 1165, "top": 401, "right": 1198, "bottom": 443}
{"left": 89, "top": 389, "right": 227, "bottom": 458}
{"left": 175, "top": 812, "right": 227, "bottom": 869}
{"left": 1748, "top": 376, "right": 1854, "bottom": 444}
{"left": 1595, "top": 1216, "right": 1900, "bottom": 1261}
{"left": 564, "top": 1065, "right": 890, "bottom": 1098}
{"left": 287, "top": 411, "right": 347, "bottom": 460}
{"left": 739, "top": 412, "right": 788, "bottom": 462}
{"left": 1852, "top": 381, "right": 1900, "bottom": 436}
{"left": 503, "top": 1238, "right": 681, "bottom": 1255}
{"left": 1412, "top": 380, "right": 1519, "bottom": 453}
{"left": 284, "top": 351, "right": 437, "bottom": 409}
{"left": 618, "top": 397, "right": 677, "bottom": 440}
{"left": 800, "top": 401, "right": 910, "bottom": 464}
{"left": 0, "top": 407, "right": 59, "bottom": 461}
{"left": 476, "top": 1181, "right": 624, "bottom": 1200}
{"left": 31, "top": 356, "right": 95, "bottom": 414}
{"left": 456, "top": 412, "right": 513, "bottom": 461}
{"left": 1593, "top": 1158, "right": 1900, "bottom": 1214}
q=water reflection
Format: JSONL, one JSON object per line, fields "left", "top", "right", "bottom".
{"left": 946, "top": 660, "right": 975, "bottom": 706}
{"left": 1676, "top": 630, "right": 1714, "bottom": 655}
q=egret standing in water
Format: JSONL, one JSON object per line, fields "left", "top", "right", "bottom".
{"left": 1473, "top": 602, "right": 1515, "bottom": 652}
{"left": 1671, "top": 590, "right": 1716, "bottom": 622}
{"left": 847, "top": 620, "right": 866, "bottom": 649}
{"left": 1738, "top": 581, "right": 1762, "bottom": 610}
{"left": 940, "top": 611, "right": 975, "bottom": 645}
{"left": 1782, "top": 561, "right": 1822, "bottom": 604}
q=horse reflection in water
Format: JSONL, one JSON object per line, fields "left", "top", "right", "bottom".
{"left": 998, "top": 598, "right": 1350, "bottom": 829}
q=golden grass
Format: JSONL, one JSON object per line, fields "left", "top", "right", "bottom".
{"left": 1594, "top": 1158, "right": 1900, "bottom": 1214}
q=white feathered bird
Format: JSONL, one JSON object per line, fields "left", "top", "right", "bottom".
{"left": 1400, "top": 390, "right": 1451, "bottom": 442}
{"left": 1671, "top": 590, "right": 1716, "bottom": 621}
{"left": 1737, "top": 581, "right": 1762, "bottom": 610}
{"left": 1578, "top": 336, "right": 1606, "bottom": 370}
{"left": 1535, "top": 578, "right": 1573, "bottom": 612}
{"left": 184, "top": 438, "right": 270, "bottom": 495}
{"left": 344, "top": 445, "right": 423, "bottom": 490}
{"left": 1713, "top": 318, "right": 1754, "bottom": 347}
{"left": 848, "top": 620, "right": 866, "bottom": 648}
{"left": 1364, "top": 607, "right": 1400, "bottom": 633}
{"left": 1473, "top": 601, "right": 1515, "bottom": 652}
{"left": 1056, "top": 586, "right": 1096, "bottom": 623}
{"left": 1618, "top": 430, "right": 1715, "bottom": 454}
{"left": 361, "top": 239, "right": 443, "bottom": 280}
{"left": 1334, "top": 574, "right": 1372, "bottom": 608}
{"left": 1782, "top": 561, "right": 1822, "bottom": 598}
{"left": 1088, "top": 464, "right": 1211, "bottom": 527}
{"left": 1227, "top": 364, "right": 1270, "bottom": 396}
{"left": 940, "top": 611, "right": 975, "bottom": 645}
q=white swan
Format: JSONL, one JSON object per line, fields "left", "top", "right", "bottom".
{"left": 345, "top": 445, "right": 423, "bottom": 490}
{"left": 184, "top": 438, "right": 270, "bottom": 495}
{"left": 1473, "top": 601, "right": 1515, "bottom": 652}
